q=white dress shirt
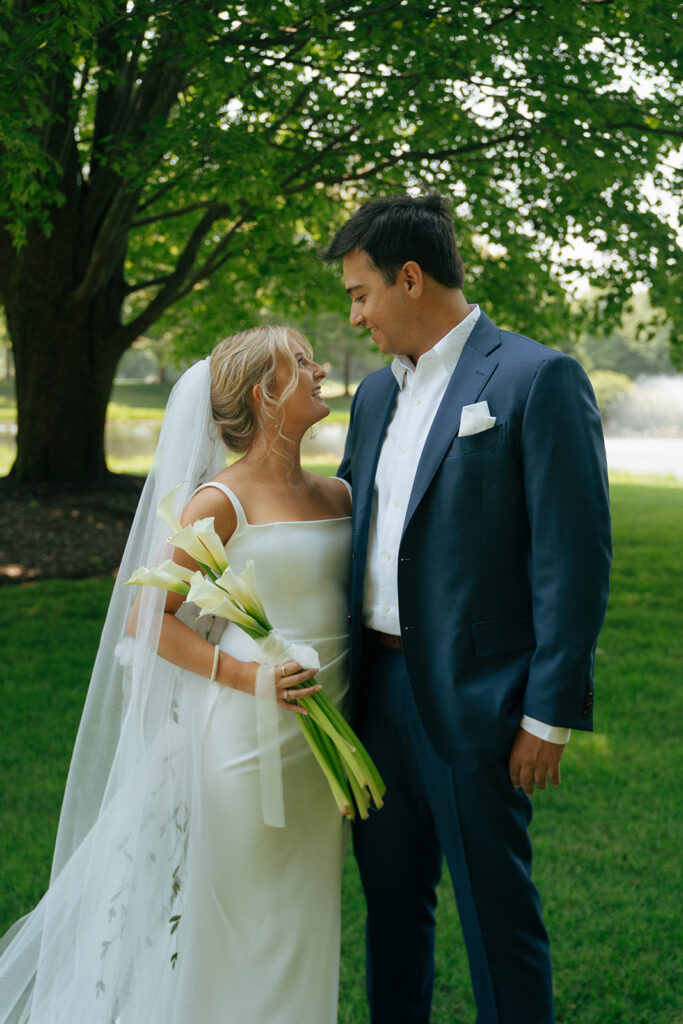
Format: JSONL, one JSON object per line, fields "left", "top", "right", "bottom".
{"left": 362, "top": 304, "right": 570, "bottom": 745}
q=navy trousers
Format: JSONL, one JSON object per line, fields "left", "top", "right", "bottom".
{"left": 353, "top": 633, "right": 554, "bottom": 1024}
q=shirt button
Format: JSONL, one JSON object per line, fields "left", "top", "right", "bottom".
{"left": 383, "top": 605, "right": 391, "bottom": 612}
{"left": 392, "top": 500, "right": 399, "bottom": 509}
{"left": 412, "top": 398, "right": 421, "bottom": 406}
{"left": 383, "top": 551, "right": 392, "bottom": 559}
{"left": 400, "top": 447, "right": 407, "bottom": 455}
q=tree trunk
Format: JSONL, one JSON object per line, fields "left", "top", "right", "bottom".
{"left": 1, "top": 215, "right": 127, "bottom": 485}
{"left": 9, "top": 315, "right": 122, "bottom": 484}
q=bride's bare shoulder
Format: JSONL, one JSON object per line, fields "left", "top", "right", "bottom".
{"left": 180, "top": 478, "right": 238, "bottom": 540}
{"left": 310, "top": 473, "right": 352, "bottom": 517}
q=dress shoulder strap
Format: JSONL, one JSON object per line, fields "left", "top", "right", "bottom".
{"left": 192, "top": 481, "right": 248, "bottom": 529}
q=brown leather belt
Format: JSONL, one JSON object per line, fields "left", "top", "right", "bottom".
{"left": 369, "top": 630, "right": 403, "bottom": 652}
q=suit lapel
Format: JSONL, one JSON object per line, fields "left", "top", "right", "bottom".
{"left": 402, "top": 313, "right": 501, "bottom": 537}
{"left": 352, "top": 371, "right": 398, "bottom": 550}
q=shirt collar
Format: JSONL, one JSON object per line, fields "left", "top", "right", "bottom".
{"left": 390, "top": 304, "right": 481, "bottom": 388}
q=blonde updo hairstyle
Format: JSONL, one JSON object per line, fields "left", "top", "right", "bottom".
{"left": 209, "top": 325, "right": 313, "bottom": 453}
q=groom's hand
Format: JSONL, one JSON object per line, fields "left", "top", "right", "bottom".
{"left": 508, "top": 728, "right": 566, "bottom": 795}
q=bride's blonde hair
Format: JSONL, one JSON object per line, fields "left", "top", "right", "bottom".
{"left": 209, "top": 325, "right": 313, "bottom": 452}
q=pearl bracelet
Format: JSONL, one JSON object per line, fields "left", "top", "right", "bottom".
{"left": 209, "top": 643, "right": 220, "bottom": 685}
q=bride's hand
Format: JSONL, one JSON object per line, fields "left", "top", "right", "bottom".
{"left": 229, "top": 658, "right": 321, "bottom": 714}
{"left": 275, "top": 660, "right": 322, "bottom": 714}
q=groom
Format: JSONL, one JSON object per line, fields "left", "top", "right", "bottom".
{"left": 326, "top": 193, "right": 611, "bottom": 1023}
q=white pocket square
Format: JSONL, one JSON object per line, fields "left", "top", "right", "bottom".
{"left": 459, "top": 401, "right": 496, "bottom": 437}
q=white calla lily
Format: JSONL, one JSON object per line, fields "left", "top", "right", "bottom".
{"left": 191, "top": 517, "right": 229, "bottom": 574}
{"left": 168, "top": 525, "right": 217, "bottom": 572}
{"left": 187, "top": 572, "right": 266, "bottom": 637}
{"left": 126, "top": 560, "right": 192, "bottom": 595}
{"left": 215, "top": 561, "right": 271, "bottom": 631}
{"left": 157, "top": 490, "right": 228, "bottom": 575}
{"left": 157, "top": 485, "right": 184, "bottom": 534}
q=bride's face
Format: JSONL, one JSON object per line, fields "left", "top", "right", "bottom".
{"left": 273, "top": 336, "right": 329, "bottom": 433}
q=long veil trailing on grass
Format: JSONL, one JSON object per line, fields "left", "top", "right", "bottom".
{"left": 0, "top": 360, "right": 227, "bottom": 1023}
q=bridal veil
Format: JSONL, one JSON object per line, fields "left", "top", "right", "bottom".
{"left": 0, "top": 360, "right": 227, "bottom": 1023}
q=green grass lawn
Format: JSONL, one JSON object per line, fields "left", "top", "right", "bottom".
{"left": 1, "top": 477, "right": 682, "bottom": 1022}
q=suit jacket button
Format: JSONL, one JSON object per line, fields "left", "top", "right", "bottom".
{"left": 347, "top": 614, "right": 352, "bottom": 624}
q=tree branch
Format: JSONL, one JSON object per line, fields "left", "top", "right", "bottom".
{"left": 81, "top": 17, "right": 189, "bottom": 237}
{"left": 280, "top": 130, "right": 532, "bottom": 196}
{"left": 115, "top": 202, "right": 231, "bottom": 329}
{"left": 135, "top": 173, "right": 193, "bottom": 215}
{"left": 117, "top": 207, "right": 252, "bottom": 342}
{"left": 71, "top": 186, "right": 143, "bottom": 308}
{"left": 607, "top": 121, "right": 683, "bottom": 138}
{"left": 131, "top": 201, "right": 216, "bottom": 229}
{"left": 124, "top": 274, "right": 173, "bottom": 295}
{"left": 190, "top": 212, "right": 253, "bottom": 281}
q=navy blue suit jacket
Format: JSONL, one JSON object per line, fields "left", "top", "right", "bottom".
{"left": 338, "top": 312, "right": 612, "bottom": 765}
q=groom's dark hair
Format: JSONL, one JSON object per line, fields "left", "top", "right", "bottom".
{"left": 323, "top": 192, "right": 465, "bottom": 289}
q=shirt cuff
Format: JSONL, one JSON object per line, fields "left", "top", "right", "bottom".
{"left": 521, "top": 715, "right": 571, "bottom": 745}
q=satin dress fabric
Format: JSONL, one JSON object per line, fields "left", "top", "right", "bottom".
{"left": 168, "top": 482, "right": 352, "bottom": 1024}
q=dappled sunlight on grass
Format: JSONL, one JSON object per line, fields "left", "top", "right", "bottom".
{"left": 105, "top": 453, "right": 154, "bottom": 476}
{"left": 0, "top": 445, "right": 14, "bottom": 475}
{"left": 106, "top": 401, "right": 165, "bottom": 422}
{"left": 608, "top": 470, "right": 683, "bottom": 488}
{"left": 103, "top": 455, "right": 339, "bottom": 478}
{"left": 571, "top": 730, "right": 614, "bottom": 758}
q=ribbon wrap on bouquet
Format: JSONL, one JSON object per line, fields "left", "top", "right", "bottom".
{"left": 253, "top": 628, "right": 320, "bottom": 828}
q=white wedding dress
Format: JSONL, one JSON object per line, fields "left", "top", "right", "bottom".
{"left": 167, "top": 483, "right": 352, "bottom": 1024}
{"left": 0, "top": 482, "right": 351, "bottom": 1024}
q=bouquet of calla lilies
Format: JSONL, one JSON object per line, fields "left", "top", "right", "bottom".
{"left": 126, "top": 488, "right": 385, "bottom": 820}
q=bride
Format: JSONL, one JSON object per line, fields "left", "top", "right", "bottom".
{"left": 0, "top": 326, "right": 352, "bottom": 1023}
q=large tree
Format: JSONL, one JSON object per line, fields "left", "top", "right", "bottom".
{"left": 0, "top": 0, "right": 681, "bottom": 483}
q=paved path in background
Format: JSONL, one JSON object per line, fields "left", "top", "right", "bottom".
{"left": 604, "top": 437, "right": 683, "bottom": 480}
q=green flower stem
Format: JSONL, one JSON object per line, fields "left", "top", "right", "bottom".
{"left": 331, "top": 734, "right": 376, "bottom": 804}
{"left": 308, "top": 690, "right": 385, "bottom": 805}
{"left": 288, "top": 683, "right": 385, "bottom": 813}
{"left": 299, "top": 693, "right": 383, "bottom": 814}
{"left": 302, "top": 698, "right": 357, "bottom": 758}
{"left": 296, "top": 684, "right": 383, "bottom": 818}
{"left": 300, "top": 714, "right": 348, "bottom": 801}
{"left": 197, "top": 562, "right": 217, "bottom": 581}
{"left": 345, "top": 766, "right": 371, "bottom": 820}
{"left": 311, "top": 715, "right": 348, "bottom": 794}
{"left": 301, "top": 704, "right": 352, "bottom": 798}
{"left": 298, "top": 714, "right": 354, "bottom": 818}
{"left": 317, "top": 729, "right": 370, "bottom": 821}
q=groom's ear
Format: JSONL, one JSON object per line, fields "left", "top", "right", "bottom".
{"left": 399, "top": 261, "right": 424, "bottom": 299}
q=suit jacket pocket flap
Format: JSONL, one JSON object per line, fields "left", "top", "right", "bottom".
{"left": 446, "top": 422, "right": 507, "bottom": 458}
{"left": 471, "top": 616, "right": 535, "bottom": 656}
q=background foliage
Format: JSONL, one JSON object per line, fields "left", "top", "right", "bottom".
{"left": 1, "top": 0, "right": 682, "bottom": 345}
{"left": 0, "top": 0, "right": 681, "bottom": 480}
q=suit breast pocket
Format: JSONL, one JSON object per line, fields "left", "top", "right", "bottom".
{"left": 444, "top": 422, "right": 507, "bottom": 459}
